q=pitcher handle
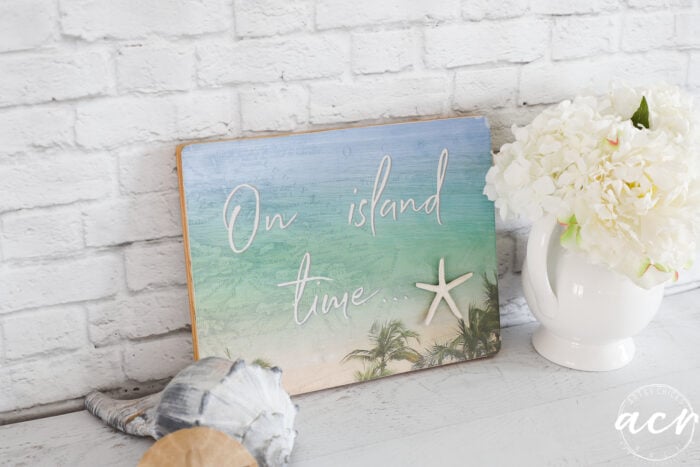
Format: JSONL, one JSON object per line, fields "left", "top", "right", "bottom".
{"left": 526, "top": 214, "right": 559, "bottom": 318}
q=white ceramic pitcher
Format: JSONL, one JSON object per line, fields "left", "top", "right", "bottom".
{"left": 522, "top": 215, "right": 665, "bottom": 371}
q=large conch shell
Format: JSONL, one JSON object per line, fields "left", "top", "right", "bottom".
{"left": 86, "top": 358, "right": 297, "bottom": 467}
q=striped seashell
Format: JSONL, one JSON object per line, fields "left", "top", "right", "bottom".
{"left": 86, "top": 358, "right": 297, "bottom": 467}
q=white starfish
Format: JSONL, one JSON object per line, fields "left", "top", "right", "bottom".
{"left": 416, "top": 258, "right": 473, "bottom": 326}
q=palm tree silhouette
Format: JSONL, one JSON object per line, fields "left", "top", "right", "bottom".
{"left": 343, "top": 320, "right": 422, "bottom": 381}
{"left": 482, "top": 272, "right": 499, "bottom": 315}
{"left": 414, "top": 273, "right": 500, "bottom": 369}
{"left": 223, "top": 348, "right": 273, "bottom": 369}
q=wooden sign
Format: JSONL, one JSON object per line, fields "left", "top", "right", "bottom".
{"left": 177, "top": 117, "right": 500, "bottom": 394}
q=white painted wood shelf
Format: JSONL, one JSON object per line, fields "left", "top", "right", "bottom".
{"left": 2, "top": 291, "right": 699, "bottom": 466}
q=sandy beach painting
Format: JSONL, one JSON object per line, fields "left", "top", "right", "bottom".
{"left": 177, "top": 117, "right": 500, "bottom": 394}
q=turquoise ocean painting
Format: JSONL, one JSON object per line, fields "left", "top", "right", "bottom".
{"left": 178, "top": 117, "right": 500, "bottom": 394}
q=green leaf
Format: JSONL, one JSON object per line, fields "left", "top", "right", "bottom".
{"left": 560, "top": 224, "right": 576, "bottom": 245}
{"left": 560, "top": 215, "right": 580, "bottom": 246}
{"left": 631, "top": 96, "right": 650, "bottom": 130}
{"left": 638, "top": 258, "right": 651, "bottom": 277}
{"left": 653, "top": 263, "right": 672, "bottom": 273}
{"left": 558, "top": 214, "right": 576, "bottom": 226}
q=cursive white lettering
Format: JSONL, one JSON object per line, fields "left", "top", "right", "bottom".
{"left": 278, "top": 252, "right": 379, "bottom": 325}
{"left": 347, "top": 148, "right": 449, "bottom": 235}
{"left": 223, "top": 184, "right": 297, "bottom": 254}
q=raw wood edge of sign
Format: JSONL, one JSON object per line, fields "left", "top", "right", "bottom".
{"left": 176, "top": 143, "right": 200, "bottom": 361}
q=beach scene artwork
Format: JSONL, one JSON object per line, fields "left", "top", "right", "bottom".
{"left": 177, "top": 117, "right": 500, "bottom": 394}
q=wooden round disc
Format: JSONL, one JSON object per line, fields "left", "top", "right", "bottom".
{"left": 138, "top": 427, "right": 258, "bottom": 467}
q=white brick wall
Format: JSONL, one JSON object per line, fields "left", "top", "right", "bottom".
{"left": 1, "top": 0, "right": 699, "bottom": 417}
{"left": 351, "top": 30, "right": 419, "bottom": 74}
{"left": 59, "top": 0, "right": 233, "bottom": 41}
{"left": 0, "top": 51, "right": 112, "bottom": 107}
{"left": 116, "top": 45, "right": 196, "bottom": 93}
{"left": 551, "top": 16, "right": 619, "bottom": 60}
{"left": 0, "top": 0, "right": 57, "bottom": 53}
{"left": 239, "top": 85, "right": 308, "bottom": 131}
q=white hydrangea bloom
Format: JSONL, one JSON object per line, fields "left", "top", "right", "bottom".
{"left": 485, "top": 83, "right": 700, "bottom": 288}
